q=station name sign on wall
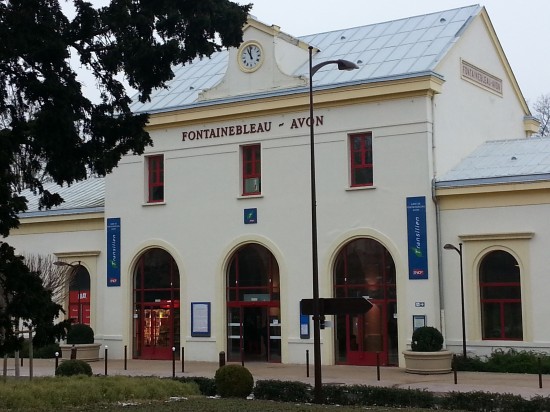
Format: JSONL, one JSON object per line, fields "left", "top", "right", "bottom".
{"left": 406, "top": 197, "right": 429, "bottom": 280}
{"left": 107, "top": 217, "right": 121, "bottom": 287}
{"left": 181, "top": 116, "right": 324, "bottom": 142}
{"left": 461, "top": 60, "right": 502, "bottom": 96}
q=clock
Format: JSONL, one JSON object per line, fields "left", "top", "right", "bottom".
{"left": 238, "top": 41, "right": 263, "bottom": 72}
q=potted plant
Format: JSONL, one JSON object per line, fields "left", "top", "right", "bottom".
{"left": 402, "top": 326, "right": 452, "bottom": 374}
{"left": 59, "top": 324, "right": 101, "bottom": 362}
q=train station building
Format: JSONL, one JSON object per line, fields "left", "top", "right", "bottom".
{"left": 8, "top": 5, "right": 548, "bottom": 367}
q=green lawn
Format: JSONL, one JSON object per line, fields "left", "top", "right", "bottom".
{"left": 0, "top": 376, "right": 442, "bottom": 412}
{"left": 57, "top": 397, "right": 435, "bottom": 412}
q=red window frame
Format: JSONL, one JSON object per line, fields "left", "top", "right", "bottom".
{"left": 148, "top": 155, "right": 164, "bottom": 203}
{"left": 479, "top": 251, "right": 523, "bottom": 341}
{"left": 349, "top": 133, "right": 373, "bottom": 187}
{"left": 242, "top": 144, "right": 261, "bottom": 196}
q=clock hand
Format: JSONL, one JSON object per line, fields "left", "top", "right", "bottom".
{"left": 248, "top": 47, "right": 253, "bottom": 59}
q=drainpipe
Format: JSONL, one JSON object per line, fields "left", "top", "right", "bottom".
{"left": 429, "top": 94, "right": 446, "bottom": 340}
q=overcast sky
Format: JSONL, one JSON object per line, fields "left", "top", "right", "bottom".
{"left": 236, "top": 0, "right": 550, "bottom": 106}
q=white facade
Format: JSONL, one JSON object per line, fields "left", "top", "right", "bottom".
{"left": 7, "top": 6, "right": 543, "bottom": 366}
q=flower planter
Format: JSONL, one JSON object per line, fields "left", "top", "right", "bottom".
{"left": 403, "top": 349, "right": 453, "bottom": 374}
{"left": 59, "top": 343, "right": 101, "bottom": 362}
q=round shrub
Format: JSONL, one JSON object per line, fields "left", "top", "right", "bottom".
{"left": 55, "top": 359, "right": 93, "bottom": 377}
{"left": 411, "top": 326, "right": 444, "bottom": 352}
{"left": 66, "top": 324, "right": 94, "bottom": 344}
{"left": 214, "top": 364, "right": 254, "bottom": 398}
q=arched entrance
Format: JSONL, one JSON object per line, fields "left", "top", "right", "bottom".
{"left": 226, "top": 243, "right": 281, "bottom": 362}
{"left": 334, "top": 238, "right": 398, "bottom": 366}
{"left": 68, "top": 265, "right": 91, "bottom": 325}
{"left": 133, "top": 248, "right": 180, "bottom": 360}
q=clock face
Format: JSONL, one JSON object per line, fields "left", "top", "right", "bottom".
{"left": 239, "top": 42, "right": 263, "bottom": 72}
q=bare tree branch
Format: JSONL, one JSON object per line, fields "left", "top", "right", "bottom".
{"left": 533, "top": 93, "right": 550, "bottom": 137}
{"left": 23, "top": 254, "right": 73, "bottom": 305}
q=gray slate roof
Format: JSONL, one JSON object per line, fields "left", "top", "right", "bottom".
{"left": 436, "top": 138, "right": 550, "bottom": 188}
{"left": 18, "top": 176, "right": 105, "bottom": 218}
{"left": 131, "top": 5, "right": 480, "bottom": 114}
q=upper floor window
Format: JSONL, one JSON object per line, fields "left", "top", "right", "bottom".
{"left": 479, "top": 250, "right": 523, "bottom": 340}
{"left": 242, "top": 144, "right": 261, "bottom": 196}
{"left": 147, "top": 155, "right": 164, "bottom": 203}
{"left": 349, "top": 132, "right": 373, "bottom": 187}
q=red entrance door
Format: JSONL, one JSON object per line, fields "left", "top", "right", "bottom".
{"left": 139, "top": 304, "right": 178, "bottom": 360}
{"left": 334, "top": 239, "right": 398, "bottom": 366}
{"left": 133, "top": 248, "right": 181, "bottom": 360}
{"left": 345, "top": 302, "right": 385, "bottom": 365}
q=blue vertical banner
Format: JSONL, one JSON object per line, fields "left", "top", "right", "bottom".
{"left": 106, "top": 218, "right": 121, "bottom": 287}
{"left": 406, "top": 196, "right": 429, "bottom": 280}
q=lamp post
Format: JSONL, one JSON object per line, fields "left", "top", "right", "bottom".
{"left": 308, "top": 45, "right": 358, "bottom": 403}
{"left": 443, "top": 243, "right": 467, "bottom": 359}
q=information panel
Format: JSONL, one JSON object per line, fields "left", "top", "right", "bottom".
{"left": 406, "top": 197, "right": 429, "bottom": 280}
{"left": 106, "top": 217, "right": 121, "bottom": 286}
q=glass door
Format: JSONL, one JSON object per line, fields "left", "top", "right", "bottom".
{"left": 141, "top": 305, "right": 177, "bottom": 360}
{"left": 226, "top": 304, "right": 281, "bottom": 362}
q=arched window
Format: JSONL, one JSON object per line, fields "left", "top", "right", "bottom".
{"left": 479, "top": 250, "right": 522, "bottom": 340}
{"left": 69, "top": 265, "right": 91, "bottom": 325}
{"left": 133, "top": 248, "right": 180, "bottom": 359}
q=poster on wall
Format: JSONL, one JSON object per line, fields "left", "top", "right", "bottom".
{"left": 300, "top": 313, "right": 310, "bottom": 339}
{"left": 406, "top": 197, "right": 429, "bottom": 280}
{"left": 191, "top": 302, "right": 211, "bottom": 337}
{"left": 106, "top": 217, "right": 121, "bottom": 287}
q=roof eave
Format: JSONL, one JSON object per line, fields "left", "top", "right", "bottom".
{"left": 436, "top": 173, "right": 550, "bottom": 189}
{"left": 140, "top": 71, "right": 444, "bottom": 127}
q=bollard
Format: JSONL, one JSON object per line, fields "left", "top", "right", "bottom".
{"left": 104, "top": 346, "right": 108, "bottom": 376}
{"left": 306, "top": 350, "right": 310, "bottom": 378}
{"left": 219, "top": 351, "right": 226, "bottom": 368}
{"left": 376, "top": 352, "right": 380, "bottom": 381}
{"left": 70, "top": 345, "right": 77, "bottom": 360}
{"left": 539, "top": 357, "right": 543, "bottom": 389}
{"left": 181, "top": 347, "right": 185, "bottom": 373}
{"left": 453, "top": 354, "right": 457, "bottom": 384}
{"left": 172, "top": 347, "right": 176, "bottom": 378}
{"left": 124, "top": 345, "right": 127, "bottom": 370}
{"left": 54, "top": 352, "right": 59, "bottom": 372}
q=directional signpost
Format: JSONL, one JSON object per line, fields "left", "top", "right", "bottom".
{"left": 300, "top": 296, "right": 373, "bottom": 316}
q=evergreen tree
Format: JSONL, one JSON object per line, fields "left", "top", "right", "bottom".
{"left": 0, "top": 0, "right": 250, "bottom": 353}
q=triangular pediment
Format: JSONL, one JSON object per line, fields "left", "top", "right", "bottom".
{"left": 199, "top": 16, "right": 310, "bottom": 101}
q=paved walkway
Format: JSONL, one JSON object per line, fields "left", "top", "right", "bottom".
{"left": 4, "top": 357, "right": 550, "bottom": 400}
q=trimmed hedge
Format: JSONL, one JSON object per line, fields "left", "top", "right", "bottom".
{"left": 454, "top": 349, "right": 550, "bottom": 374}
{"left": 214, "top": 365, "right": 254, "bottom": 398}
{"left": 253, "top": 379, "right": 550, "bottom": 411}
{"left": 411, "top": 326, "right": 444, "bottom": 352}
{"left": 55, "top": 359, "right": 93, "bottom": 377}
{"left": 253, "top": 380, "right": 311, "bottom": 402}
{"left": 66, "top": 324, "right": 94, "bottom": 345}
{"left": 174, "top": 376, "right": 217, "bottom": 396}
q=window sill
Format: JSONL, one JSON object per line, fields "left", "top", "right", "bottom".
{"left": 346, "top": 185, "right": 376, "bottom": 192}
{"left": 237, "top": 194, "right": 264, "bottom": 200}
{"left": 142, "top": 201, "right": 166, "bottom": 207}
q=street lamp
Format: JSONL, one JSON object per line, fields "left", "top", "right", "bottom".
{"left": 308, "top": 45, "right": 358, "bottom": 403}
{"left": 443, "top": 243, "right": 467, "bottom": 359}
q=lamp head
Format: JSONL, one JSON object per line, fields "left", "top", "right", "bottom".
{"left": 337, "top": 60, "right": 359, "bottom": 71}
{"left": 53, "top": 260, "right": 81, "bottom": 268}
{"left": 444, "top": 243, "right": 461, "bottom": 255}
